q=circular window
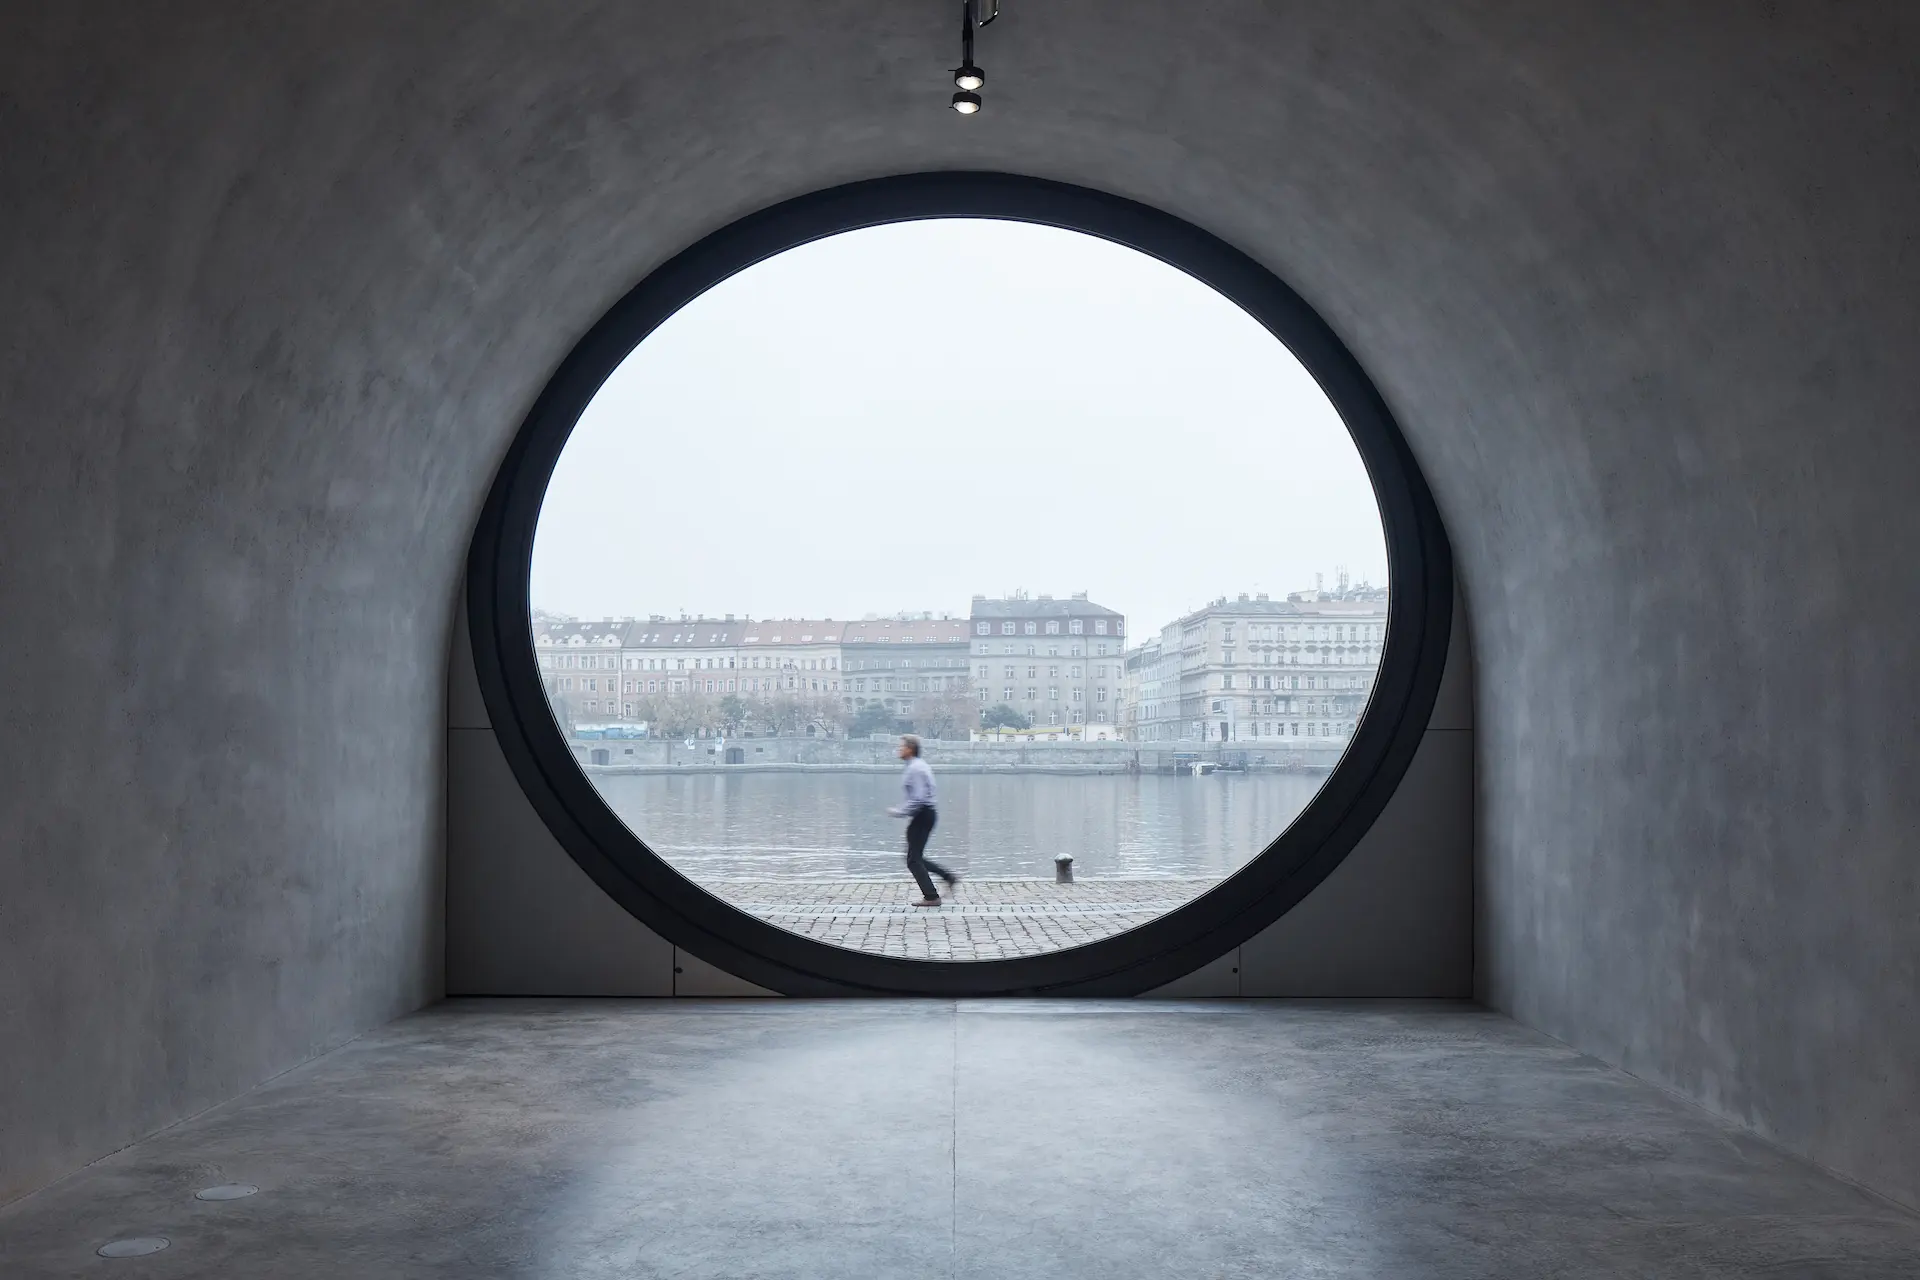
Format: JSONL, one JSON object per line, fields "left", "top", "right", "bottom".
{"left": 468, "top": 173, "right": 1452, "bottom": 995}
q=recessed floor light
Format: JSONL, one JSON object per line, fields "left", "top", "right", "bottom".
{"left": 195, "top": 1183, "right": 258, "bottom": 1201}
{"left": 97, "top": 1237, "right": 170, "bottom": 1258}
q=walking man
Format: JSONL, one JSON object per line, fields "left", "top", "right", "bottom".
{"left": 888, "top": 734, "right": 956, "bottom": 907}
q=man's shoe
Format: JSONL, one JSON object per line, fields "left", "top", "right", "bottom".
{"left": 911, "top": 897, "right": 942, "bottom": 908}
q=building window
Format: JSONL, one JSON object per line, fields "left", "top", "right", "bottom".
{"left": 1072, "top": 689, "right": 1083, "bottom": 701}
{"left": 1049, "top": 686, "right": 1059, "bottom": 700}
{"left": 1095, "top": 620, "right": 1108, "bottom": 634}
{"left": 1003, "top": 687, "right": 1014, "bottom": 701}
{"left": 1028, "top": 666, "right": 1038, "bottom": 678}
{"left": 1024, "top": 621, "right": 1037, "bottom": 635}
{"left": 1069, "top": 620, "right": 1084, "bottom": 634}
{"left": 1026, "top": 688, "right": 1037, "bottom": 701}
{"left": 1046, "top": 620, "right": 1060, "bottom": 634}
{"left": 1002, "top": 622, "right": 1016, "bottom": 635}
{"left": 1098, "top": 689, "right": 1108, "bottom": 701}
{"left": 977, "top": 622, "right": 990, "bottom": 635}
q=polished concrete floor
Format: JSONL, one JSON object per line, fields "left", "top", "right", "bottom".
{"left": 4, "top": 1000, "right": 1917, "bottom": 1278}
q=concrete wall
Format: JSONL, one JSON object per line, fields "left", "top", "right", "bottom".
{"left": 0, "top": 15, "right": 462, "bottom": 1202}
{"left": 447, "top": 588, "right": 1473, "bottom": 1000}
{"left": 1452, "top": 12, "right": 1920, "bottom": 1210}
{"left": 6, "top": 0, "right": 1919, "bottom": 1210}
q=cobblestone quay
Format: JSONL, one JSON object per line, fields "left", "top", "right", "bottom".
{"left": 706, "top": 878, "right": 1222, "bottom": 960}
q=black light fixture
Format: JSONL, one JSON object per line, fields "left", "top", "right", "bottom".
{"left": 950, "top": 0, "right": 998, "bottom": 114}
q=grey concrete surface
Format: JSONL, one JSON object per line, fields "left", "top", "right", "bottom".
{"left": 3, "top": 1001, "right": 1918, "bottom": 1279}
{"left": 673, "top": 948, "right": 777, "bottom": 999}
{"left": 1241, "top": 730, "right": 1473, "bottom": 997}
{"left": 446, "top": 728, "right": 674, "bottom": 997}
{"left": 5, "top": 0, "right": 1918, "bottom": 1213}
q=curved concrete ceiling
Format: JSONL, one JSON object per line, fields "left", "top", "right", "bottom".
{"left": 3, "top": 3, "right": 1918, "bottom": 1206}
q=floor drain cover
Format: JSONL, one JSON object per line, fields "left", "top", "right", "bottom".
{"left": 195, "top": 1183, "right": 258, "bottom": 1201}
{"left": 97, "top": 1237, "right": 170, "bottom": 1258}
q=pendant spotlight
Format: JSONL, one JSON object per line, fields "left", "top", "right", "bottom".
{"left": 950, "top": 0, "right": 998, "bottom": 114}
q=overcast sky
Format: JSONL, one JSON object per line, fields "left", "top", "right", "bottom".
{"left": 532, "top": 219, "right": 1386, "bottom": 639}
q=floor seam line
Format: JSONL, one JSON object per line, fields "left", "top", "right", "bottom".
{"left": 951, "top": 998, "right": 959, "bottom": 1278}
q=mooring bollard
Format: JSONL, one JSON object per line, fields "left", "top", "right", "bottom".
{"left": 1055, "top": 854, "right": 1074, "bottom": 884}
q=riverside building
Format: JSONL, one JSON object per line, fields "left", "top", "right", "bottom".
{"left": 841, "top": 614, "right": 972, "bottom": 727}
{"left": 1119, "top": 581, "right": 1388, "bottom": 744}
{"left": 968, "top": 591, "right": 1125, "bottom": 731}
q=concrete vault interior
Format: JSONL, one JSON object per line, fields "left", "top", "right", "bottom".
{"left": 2, "top": 4, "right": 1917, "bottom": 1273}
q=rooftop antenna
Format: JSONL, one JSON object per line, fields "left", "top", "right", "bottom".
{"left": 950, "top": 0, "right": 999, "bottom": 114}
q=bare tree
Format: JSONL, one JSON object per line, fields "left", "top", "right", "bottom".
{"left": 911, "top": 675, "right": 978, "bottom": 741}
{"left": 807, "top": 688, "right": 850, "bottom": 738}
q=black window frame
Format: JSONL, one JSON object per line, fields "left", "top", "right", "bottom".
{"left": 467, "top": 171, "right": 1453, "bottom": 996}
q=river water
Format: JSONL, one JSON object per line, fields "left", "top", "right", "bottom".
{"left": 590, "top": 770, "right": 1331, "bottom": 881}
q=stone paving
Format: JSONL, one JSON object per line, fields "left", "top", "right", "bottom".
{"left": 705, "top": 878, "right": 1223, "bottom": 960}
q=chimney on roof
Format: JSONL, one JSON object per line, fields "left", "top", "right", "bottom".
{"left": 1238, "top": 593, "right": 1249, "bottom": 602}
{"left": 972, "top": 594, "right": 986, "bottom": 601}
{"left": 1072, "top": 591, "right": 1088, "bottom": 601}
{"left": 1257, "top": 592, "right": 1269, "bottom": 601}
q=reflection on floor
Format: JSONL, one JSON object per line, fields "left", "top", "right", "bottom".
{"left": 705, "top": 877, "right": 1222, "bottom": 958}
{"left": 5, "top": 1001, "right": 1919, "bottom": 1279}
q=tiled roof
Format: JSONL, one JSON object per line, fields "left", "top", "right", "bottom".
{"left": 1172, "top": 596, "right": 1390, "bottom": 626}
{"left": 842, "top": 618, "right": 970, "bottom": 645}
{"left": 533, "top": 620, "right": 633, "bottom": 645}
{"left": 624, "top": 623, "right": 745, "bottom": 647}
{"left": 738, "top": 620, "right": 850, "bottom": 646}
{"left": 969, "top": 597, "right": 1123, "bottom": 619}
